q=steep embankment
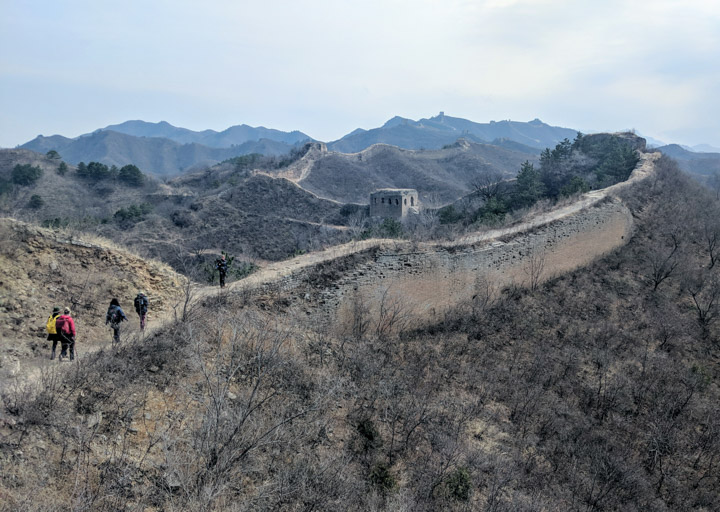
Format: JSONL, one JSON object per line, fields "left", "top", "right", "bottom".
{"left": 0, "top": 219, "right": 185, "bottom": 380}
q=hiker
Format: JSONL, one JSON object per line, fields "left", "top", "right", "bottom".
{"left": 46, "top": 306, "right": 62, "bottom": 360}
{"left": 55, "top": 308, "right": 76, "bottom": 361}
{"left": 105, "top": 298, "right": 127, "bottom": 344}
{"left": 134, "top": 291, "right": 149, "bottom": 330}
{"left": 216, "top": 254, "right": 228, "bottom": 288}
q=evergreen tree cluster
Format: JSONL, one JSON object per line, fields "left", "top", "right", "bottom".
{"left": 11, "top": 163, "right": 43, "bottom": 186}
{"left": 539, "top": 133, "right": 640, "bottom": 198}
{"left": 76, "top": 161, "right": 146, "bottom": 186}
{"left": 113, "top": 202, "right": 153, "bottom": 227}
{"left": 439, "top": 133, "right": 641, "bottom": 229}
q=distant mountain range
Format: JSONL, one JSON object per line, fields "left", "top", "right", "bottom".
{"left": 656, "top": 144, "right": 720, "bottom": 177}
{"left": 691, "top": 143, "right": 720, "bottom": 153}
{"left": 327, "top": 113, "right": 579, "bottom": 153}
{"left": 19, "top": 115, "right": 580, "bottom": 176}
{"left": 99, "top": 120, "right": 311, "bottom": 147}
{"left": 20, "top": 130, "right": 305, "bottom": 176}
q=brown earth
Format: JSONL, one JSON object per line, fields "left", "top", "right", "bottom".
{"left": 0, "top": 218, "right": 185, "bottom": 382}
{"left": 1, "top": 152, "right": 658, "bottom": 386}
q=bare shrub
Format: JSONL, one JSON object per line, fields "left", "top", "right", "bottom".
{"left": 375, "top": 287, "right": 411, "bottom": 339}
{"left": 523, "top": 242, "right": 546, "bottom": 291}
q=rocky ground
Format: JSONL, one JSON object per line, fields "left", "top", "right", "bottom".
{"left": 0, "top": 218, "right": 185, "bottom": 382}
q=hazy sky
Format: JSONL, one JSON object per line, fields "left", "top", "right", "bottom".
{"left": 2, "top": 0, "right": 719, "bottom": 148}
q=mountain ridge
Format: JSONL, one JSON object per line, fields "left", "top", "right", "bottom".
{"left": 326, "top": 114, "right": 579, "bottom": 153}
{"left": 99, "top": 120, "right": 312, "bottom": 147}
{"left": 266, "top": 138, "right": 540, "bottom": 204}
{"left": 19, "top": 115, "right": 579, "bottom": 176}
{"left": 20, "top": 130, "right": 303, "bottom": 176}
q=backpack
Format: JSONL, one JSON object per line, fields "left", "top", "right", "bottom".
{"left": 46, "top": 314, "right": 58, "bottom": 334}
{"left": 57, "top": 316, "right": 72, "bottom": 336}
{"left": 134, "top": 295, "right": 148, "bottom": 313}
{"left": 109, "top": 306, "right": 123, "bottom": 327}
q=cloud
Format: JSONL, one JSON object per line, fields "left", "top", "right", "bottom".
{"left": 1, "top": 0, "right": 719, "bottom": 146}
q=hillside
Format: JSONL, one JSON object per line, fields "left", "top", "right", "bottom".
{"left": 133, "top": 170, "right": 348, "bottom": 264}
{"left": 1, "top": 152, "right": 718, "bottom": 510}
{"left": 0, "top": 217, "right": 185, "bottom": 382}
{"left": 272, "top": 139, "right": 539, "bottom": 205}
{"left": 18, "top": 115, "right": 574, "bottom": 178}
{"left": 657, "top": 144, "right": 720, "bottom": 177}
{"left": 0, "top": 149, "right": 349, "bottom": 267}
{"left": 327, "top": 114, "right": 578, "bottom": 153}
{"left": 20, "top": 131, "right": 302, "bottom": 176}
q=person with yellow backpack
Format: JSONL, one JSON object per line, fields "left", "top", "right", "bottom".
{"left": 46, "top": 306, "right": 61, "bottom": 360}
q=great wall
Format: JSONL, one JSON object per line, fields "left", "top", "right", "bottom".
{"left": 1, "top": 149, "right": 659, "bottom": 384}
{"left": 230, "top": 151, "right": 660, "bottom": 329}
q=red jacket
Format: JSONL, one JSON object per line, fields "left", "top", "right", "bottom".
{"left": 55, "top": 315, "right": 76, "bottom": 337}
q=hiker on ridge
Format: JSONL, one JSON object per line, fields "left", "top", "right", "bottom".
{"left": 55, "top": 308, "right": 76, "bottom": 361}
{"left": 106, "top": 298, "right": 127, "bottom": 344}
{"left": 134, "top": 291, "right": 148, "bottom": 330}
{"left": 216, "top": 254, "right": 228, "bottom": 288}
{"left": 46, "top": 306, "right": 61, "bottom": 360}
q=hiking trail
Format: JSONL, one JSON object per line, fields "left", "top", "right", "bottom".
{"left": 9, "top": 152, "right": 658, "bottom": 391}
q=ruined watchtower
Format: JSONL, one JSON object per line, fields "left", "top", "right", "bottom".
{"left": 369, "top": 188, "right": 419, "bottom": 219}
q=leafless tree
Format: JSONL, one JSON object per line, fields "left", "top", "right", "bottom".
{"left": 687, "top": 272, "right": 720, "bottom": 337}
{"left": 470, "top": 172, "right": 506, "bottom": 202}
{"left": 708, "top": 170, "right": 720, "bottom": 200}
{"left": 167, "top": 242, "right": 205, "bottom": 322}
{"left": 347, "top": 289, "right": 371, "bottom": 342}
{"left": 472, "top": 275, "right": 497, "bottom": 318}
{"left": 375, "top": 286, "right": 411, "bottom": 339}
{"left": 701, "top": 216, "right": 720, "bottom": 269}
{"left": 347, "top": 210, "right": 368, "bottom": 238}
{"left": 523, "top": 242, "right": 546, "bottom": 291}
{"left": 170, "top": 311, "right": 338, "bottom": 507}
{"left": 648, "top": 233, "right": 680, "bottom": 291}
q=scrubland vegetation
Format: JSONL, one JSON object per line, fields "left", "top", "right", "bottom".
{"left": 432, "top": 133, "right": 641, "bottom": 232}
{"left": 0, "top": 134, "right": 640, "bottom": 281}
{"left": 1, "top": 155, "right": 718, "bottom": 510}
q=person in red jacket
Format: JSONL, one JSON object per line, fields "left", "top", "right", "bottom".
{"left": 55, "top": 308, "right": 76, "bottom": 361}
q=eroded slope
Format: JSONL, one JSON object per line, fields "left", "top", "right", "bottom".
{"left": 0, "top": 218, "right": 184, "bottom": 380}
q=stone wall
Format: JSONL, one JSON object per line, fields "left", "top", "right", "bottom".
{"left": 326, "top": 197, "right": 632, "bottom": 330}
{"left": 235, "top": 152, "right": 658, "bottom": 332}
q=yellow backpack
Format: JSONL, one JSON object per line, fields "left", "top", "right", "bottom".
{"left": 46, "top": 314, "right": 59, "bottom": 334}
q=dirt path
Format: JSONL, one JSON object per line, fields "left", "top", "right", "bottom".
{"left": 12, "top": 153, "right": 658, "bottom": 389}
{"left": 229, "top": 152, "right": 659, "bottom": 292}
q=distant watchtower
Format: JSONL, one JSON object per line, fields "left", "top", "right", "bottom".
{"left": 370, "top": 189, "right": 419, "bottom": 219}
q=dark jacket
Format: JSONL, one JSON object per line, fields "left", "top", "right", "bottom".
{"left": 216, "top": 258, "right": 228, "bottom": 273}
{"left": 106, "top": 304, "right": 127, "bottom": 325}
{"left": 134, "top": 294, "right": 148, "bottom": 314}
